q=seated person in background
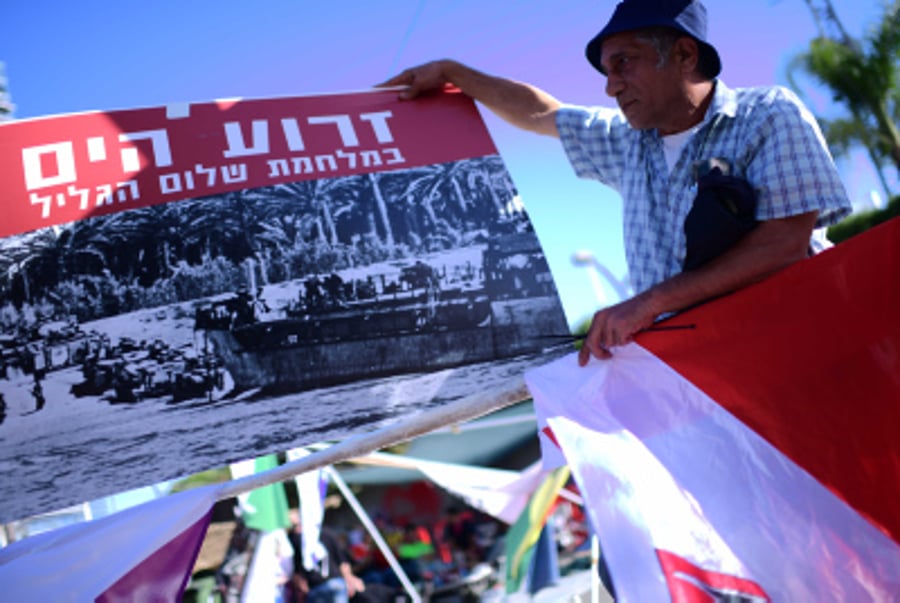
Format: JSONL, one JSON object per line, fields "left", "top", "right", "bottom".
{"left": 288, "top": 519, "right": 365, "bottom": 603}
{"left": 396, "top": 523, "right": 435, "bottom": 585}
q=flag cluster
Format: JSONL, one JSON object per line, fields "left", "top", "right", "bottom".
{"left": 527, "top": 219, "right": 900, "bottom": 601}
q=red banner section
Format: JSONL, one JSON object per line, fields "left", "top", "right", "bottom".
{"left": 644, "top": 218, "right": 900, "bottom": 543}
{"left": 0, "top": 90, "right": 496, "bottom": 238}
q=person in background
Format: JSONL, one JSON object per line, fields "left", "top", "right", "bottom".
{"left": 287, "top": 511, "right": 365, "bottom": 603}
{"left": 440, "top": 506, "right": 478, "bottom": 570}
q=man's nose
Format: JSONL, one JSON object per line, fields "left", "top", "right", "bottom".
{"left": 605, "top": 74, "right": 623, "bottom": 98}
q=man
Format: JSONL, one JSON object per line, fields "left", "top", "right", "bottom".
{"left": 381, "top": 0, "right": 851, "bottom": 365}
{"left": 287, "top": 511, "right": 365, "bottom": 603}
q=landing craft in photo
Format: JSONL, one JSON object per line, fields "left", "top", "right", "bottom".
{"left": 198, "top": 226, "right": 563, "bottom": 393}
{"left": 0, "top": 90, "right": 571, "bottom": 523}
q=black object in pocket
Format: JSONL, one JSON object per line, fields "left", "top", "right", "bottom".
{"left": 683, "top": 159, "right": 758, "bottom": 270}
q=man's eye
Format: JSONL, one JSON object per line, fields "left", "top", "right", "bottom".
{"left": 612, "top": 57, "right": 631, "bottom": 73}
{"left": 605, "top": 55, "right": 635, "bottom": 75}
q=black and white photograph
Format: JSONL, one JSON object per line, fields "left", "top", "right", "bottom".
{"left": 0, "top": 155, "right": 570, "bottom": 522}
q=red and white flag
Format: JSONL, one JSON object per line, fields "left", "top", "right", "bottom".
{"left": 0, "top": 484, "right": 218, "bottom": 602}
{"left": 527, "top": 219, "right": 900, "bottom": 602}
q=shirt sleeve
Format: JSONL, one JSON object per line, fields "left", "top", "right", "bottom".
{"left": 556, "top": 105, "right": 633, "bottom": 190}
{"left": 743, "top": 86, "right": 852, "bottom": 228}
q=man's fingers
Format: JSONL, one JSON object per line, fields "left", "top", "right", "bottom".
{"left": 376, "top": 63, "right": 453, "bottom": 100}
{"left": 606, "top": 327, "right": 620, "bottom": 347}
{"left": 576, "top": 300, "right": 652, "bottom": 367}
{"left": 577, "top": 339, "right": 612, "bottom": 366}
{"left": 375, "top": 70, "right": 417, "bottom": 96}
{"left": 578, "top": 344, "right": 590, "bottom": 366}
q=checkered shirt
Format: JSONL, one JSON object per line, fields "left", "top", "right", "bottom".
{"left": 556, "top": 80, "right": 852, "bottom": 294}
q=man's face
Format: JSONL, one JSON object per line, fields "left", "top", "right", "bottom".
{"left": 600, "top": 31, "right": 683, "bottom": 131}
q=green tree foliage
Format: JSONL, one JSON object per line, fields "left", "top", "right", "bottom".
{"left": 169, "top": 466, "right": 232, "bottom": 494}
{"left": 788, "top": 1, "right": 900, "bottom": 196}
{"left": 827, "top": 195, "right": 900, "bottom": 243}
{"left": 0, "top": 61, "right": 14, "bottom": 121}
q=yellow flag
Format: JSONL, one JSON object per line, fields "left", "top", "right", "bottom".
{"left": 504, "top": 465, "right": 570, "bottom": 593}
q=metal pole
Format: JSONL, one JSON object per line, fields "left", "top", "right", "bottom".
{"left": 325, "top": 467, "right": 422, "bottom": 603}
{"left": 590, "top": 535, "right": 600, "bottom": 603}
{"left": 580, "top": 266, "right": 609, "bottom": 307}
{"left": 2, "top": 523, "right": 15, "bottom": 546}
{"left": 571, "top": 251, "right": 631, "bottom": 302}
{"left": 218, "top": 377, "right": 530, "bottom": 501}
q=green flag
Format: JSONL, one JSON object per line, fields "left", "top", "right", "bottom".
{"left": 504, "top": 465, "right": 570, "bottom": 594}
{"left": 231, "top": 454, "right": 291, "bottom": 533}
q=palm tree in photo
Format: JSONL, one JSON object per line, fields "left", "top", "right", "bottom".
{"left": 466, "top": 156, "right": 517, "bottom": 221}
{"left": 126, "top": 202, "right": 186, "bottom": 282}
{"left": 390, "top": 160, "right": 474, "bottom": 247}
{"left": 400, "top": 169, "right": 444, "bottom": 235}
{"left": 60, "top": 215, "right": 118, "bottom": 279}
{"left": 263, "top": 177, "right": 358, "bottom": 246}
{"left": 415, "top": 160, "right": 479, "bottom": 223}
{"left": 366, "top": 172, "right": 396, "bottom": 248}
{"left": 1, "top": 227, "right": 62, "bottom": 305}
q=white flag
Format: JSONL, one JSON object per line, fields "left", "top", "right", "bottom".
{"left": 527, "top": 220, "right": 900, "bottom": 601}
{"left": 287, "top": 447, "right": 329, "bottom": 571}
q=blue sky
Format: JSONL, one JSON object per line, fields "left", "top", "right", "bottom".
{"left": 1, "top": 0, "right": 887, "bottom": 327}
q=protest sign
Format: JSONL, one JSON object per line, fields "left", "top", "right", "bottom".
{"left": 0, "top": 89, "right": 569, "bottom": 522}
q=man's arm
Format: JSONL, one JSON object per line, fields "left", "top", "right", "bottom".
{"left": 380, "top": 59, "right": 561, "bottom": 137}
{"left": 292, "top": 572, "right": 309, "bottom": 595}
{"left": 339, "top": 561, "right": 365, "bottom": 597}
{"left": 578, "top": 211, "right": 818, "bottom": 365}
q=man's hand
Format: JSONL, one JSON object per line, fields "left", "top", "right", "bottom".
{"left": 577, "top": 294, "right": 660, "bottom": 366}
{"left": 378, "top": 60, "right": 453, "bottom": 99}
{"left": 340, "top": 562, "right": 365, "bottom": 597}
{"left": 576, "top": 211, "right": 820, "bottom": 366}
{"left": 346, "top": 574, "right": 365, "bottom": 597}
{"left": 293, "top": 574, "right": 309, "bottom": 594}
{"left": 378, "top": 59, "right": 561, "bottom": 136}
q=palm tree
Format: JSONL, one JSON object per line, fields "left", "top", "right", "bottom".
{"left": 0, "top": 61, "right": 14, "bottom": 122}
{"left": 60, "top": 215, "right": 118, "bottom": 278}
{"left": 817, "top": 115, "right": 895, "bottom": 199}
{"left": 788, "top": 1, "right": 900, "bottom": 196}
{"left": 466, "top": 156, "right": 516, "bottom": 221}
{"left": 367, "top": 172, "right": 396, "bottom": 248}
{"left": 400, "top": 169, "right": 445, "bottom": 234}
{"left": 181, "top": 190, "right": 263, "bottom": 266}
{"left": 133, "top": 203, "right": 184, "bottom": 280}
{"left": 263, "top": 177, "right": 357, "bottom": 246}
{"left": 1, "top": 227, "right": 61, "bottom": 305}
{"left": 395, "top": 160, "right": 479, "bottom": 235}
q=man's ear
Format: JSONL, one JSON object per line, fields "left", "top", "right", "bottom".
{"left": 673, "top": 36, "right": 700, "bottom": 74}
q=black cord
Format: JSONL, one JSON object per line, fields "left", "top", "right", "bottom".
{"left": 543, "top": 324, "right": 697, "bottom": 343}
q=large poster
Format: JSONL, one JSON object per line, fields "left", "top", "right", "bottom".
{"left": 0, "top": 90, "right": 570, "bottom": 522}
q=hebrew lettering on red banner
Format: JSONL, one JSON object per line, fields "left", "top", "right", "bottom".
{"left": 1, "top": 91, "right": 495, "bottom": 237}
{"left": 0, "top": 90, "right": 570, "bottom": 523}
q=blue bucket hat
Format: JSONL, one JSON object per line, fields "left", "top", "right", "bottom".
{"left": 586, "top": 0, "right": 721, "bottom": 78}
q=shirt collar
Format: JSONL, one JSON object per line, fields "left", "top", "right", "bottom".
{"left": 641, "top": 80, "right": 734, "bottom": 145}
{"left": 705, "top": 79, "right": 737, "bottom": 121}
